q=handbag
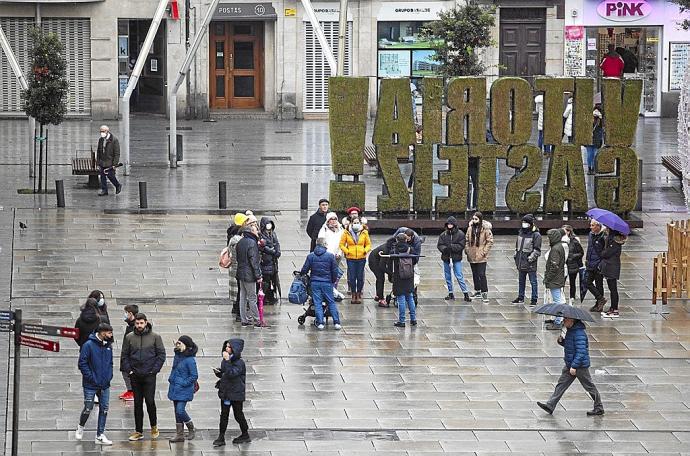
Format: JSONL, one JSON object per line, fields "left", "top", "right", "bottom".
{"left": 218, "top": 247, "right": 232, "bottom": 268}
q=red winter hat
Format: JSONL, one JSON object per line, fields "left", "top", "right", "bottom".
{"left": 347, "top": 206, "right": 361, "bottom": 215}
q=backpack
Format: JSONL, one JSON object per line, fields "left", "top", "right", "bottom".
{"left": 288, "top": 275, "right": 309, "bottom": 304}
{"left": 219, "top": 247, "right": 232, "bottom": 268}
{"left": 397, "top": 254, "right": 415, "bottom": 280}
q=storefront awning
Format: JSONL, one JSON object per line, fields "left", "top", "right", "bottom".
{"left": 214, "top": 3, "right": 278, "bottom": 21}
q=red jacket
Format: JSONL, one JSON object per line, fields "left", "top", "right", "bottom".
{"left": 600, "top": 54, "right": 624, "bottom": 78}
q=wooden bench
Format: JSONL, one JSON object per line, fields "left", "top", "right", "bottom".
{"left": 363, "top": 145, "right": 382, "bottom": 176}
{"left": 662, "top": 155, "right": 683, "bottom": 188}
{"left": 71, "top": 154, "right": 100, "bottom": 189}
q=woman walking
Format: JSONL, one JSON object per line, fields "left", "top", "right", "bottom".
{"left": 339, "top": 217, "right": 371, "bottom": 304}
{"left": 465, "top": 212, "right": 494, "bottom": 303}
{"left": 599, "top": 229, "right": 625, "bottom": 318}
{"left": 562, "top": 225, "right": 584, "bottom": 305}
{"left": 168, "top": 335, "right": 199, "bottom": 442}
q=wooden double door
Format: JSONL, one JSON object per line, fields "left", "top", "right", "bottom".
{"left": 210, "top": 21, "right": 263, "bottom": 109}
{"left": 499, "top": 8, "right": 546, "bottom": 79}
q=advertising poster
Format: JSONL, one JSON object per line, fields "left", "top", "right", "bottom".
{"left": 412, "top": 50, "right": 439, "bottom": 77}
{"left": 378, "top": 50, "right": 411, "bottom": 77}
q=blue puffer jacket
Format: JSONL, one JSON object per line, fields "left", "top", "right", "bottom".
{"left": 78, "top": 333, "right": 113, "bottom": 389}
{"left": 560, "top": 320, "right": 591, "bottom": 369}
{"left": 167, "top": 344, "right": 199, "bottom": 402}
{"left": 216, "top": 339, "right": 246, "bottom": 402}
{"left": 300, "top": 245, "right": 338, "bottom": 284}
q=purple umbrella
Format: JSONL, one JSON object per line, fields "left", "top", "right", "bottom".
{"left": 586, "top": 208, "right": 631, "bottom": 235}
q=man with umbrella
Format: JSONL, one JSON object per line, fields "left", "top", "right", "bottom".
{"left": 533, "top": 303, "right": 603, "bottom": 416}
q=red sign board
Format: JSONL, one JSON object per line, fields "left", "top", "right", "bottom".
{"left": 20, "top": 335, "right": 59, "bottom": 352}
{"left": 21, "top": 324, "right": 79, "bottom": 339}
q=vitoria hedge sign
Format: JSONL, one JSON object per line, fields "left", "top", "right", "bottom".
{"left": 328, "top": 76, "right": 642, "bottom": 215}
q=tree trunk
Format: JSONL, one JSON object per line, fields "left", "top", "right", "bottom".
{"left": 32, "top": 124, "right": 37, "bottom": 194}
{"left": 44, "top": 128, "right": 49, "bottom": 192}
{"left": 37, "top": 123, "right": 44, "bottom": 193}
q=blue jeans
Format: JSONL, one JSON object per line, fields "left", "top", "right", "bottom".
{"left": 99, "top": 166, "right": 120, "bottom": 193}
{"left": 586, "top": 146, "right": 598, "bottom": 169}
{"left": 550, "top": 288, "right": 566, "bottom": 325}
{"left": 443, "top": 260, "right": 469, "bottom": 294}
{"left": 397, "top": 292, "right": 416, "bottom": 323}
{"left": 518, "top": 270, "right": 538, "bottom": 302}
{"left": 311, "top": 281, "right": 341, "bottom": 325}
{"left": 79, "top": 387, "right": 109, "bottom": 435}
{"left": 346, "top": 259, "right": 366, "bottom": 293}
{"left": 173, "top": 400, "right": 191, "bottom": 423}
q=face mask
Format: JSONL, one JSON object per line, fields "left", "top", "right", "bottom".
{"left": 352, "top": 224, "right": 362, "bottom": 232}
{"left": 97, "top": 298, "right": 105, "bottom": 307}
{"left": 124, "top": 313, "right": 129, "bottom": 322}
{"left": 265, "top": 223, "right": 273, "bottom": 230}
{"left": 100, "top": 132, "right": 107, "bottom": 138}
{"left": 522, "top": 222, "right": 530, "bottom": 229}
{"left": 175, "top": 342, "right": 186, "bottom": 353}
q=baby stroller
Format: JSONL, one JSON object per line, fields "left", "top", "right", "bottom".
{"left": 293, "top": 271, "right": 335, "bottom": 326}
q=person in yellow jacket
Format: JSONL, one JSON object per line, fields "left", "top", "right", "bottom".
{"left": 339, "top": 217, "right": 371, "bottom": 304}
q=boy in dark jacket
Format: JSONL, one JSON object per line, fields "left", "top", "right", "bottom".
{"left": 586, "top": 220, "right": 607, "bottom": 312}
{"left": 236, "top": 223, "right": 263, "bottom": 327}
{"left": 76, "top": 323, "right": 114, "bottom": 445}
{"left": 306, "top": 198, "right": 329, "bottom": 252}
{"left": 118, "top": 303, "right": 139, "bottom": 401}
{"left": 300, "top": 238, "right": 341, "bottom": 329}
{"left": 562, "top": 225, "right": 584, "bottom": 305}
{"left": 538, "top": 318, "right": 604, "bottom": 416}
{"left": 389, "top": 233, "right": 417, "bottom": 327}
{"left": 369, "top": 243, "right": 390, "bottom": 307}
{"left": 512, "top": 214, "right": 542, "bottom": 306}
{"left": 437, "top": 217, "right": 471, "bottom": 302}
{"left": 214, "top": 338, "right": 250, "bottom": 447}
{"left": 259, "top": 217, "right": 281, "bottom": 304}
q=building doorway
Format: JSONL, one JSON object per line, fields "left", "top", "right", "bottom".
{"left": 499, "top": 8, "right": 546, "bottom": 82}
{"left": 209, "top": 21, "right": 263, "bottom": 109}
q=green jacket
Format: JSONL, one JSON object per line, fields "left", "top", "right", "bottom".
{"left": 543, "top": 229, "right": 566, "bottom": 289}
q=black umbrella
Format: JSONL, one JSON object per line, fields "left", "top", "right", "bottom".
{"left": 579, "top": 268, "right": 588, "bottom": 303}
{"left": 273, "top": 258, "right": 282, "bottom": 301}
{"left": 533, "top": 303, "right": 595, "bottom": 322}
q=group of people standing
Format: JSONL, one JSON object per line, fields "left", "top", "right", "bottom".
{"left": 74, "top": 294, "right": 250, "bottom": 447}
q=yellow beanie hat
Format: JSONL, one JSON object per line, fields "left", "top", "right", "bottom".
{"left": 233, "top": 213, "right": 248, "bottom": 226}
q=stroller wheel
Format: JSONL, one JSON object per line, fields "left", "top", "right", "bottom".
{"left": 297, "top": 315, "right": 306, "bottom": 325}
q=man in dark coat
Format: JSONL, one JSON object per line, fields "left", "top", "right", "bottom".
{"left": 599, "top": 230, "right": 625, "bottom": 318}
{"left": 437, "top": 216, "right": 471, "bottom": 302}
{"left": 259, "top": 217, "right": 281, "bottom": 304}
{"left": 96, "top": 125, "right": 122, "bottom": 196}
{"left": 369, "top": 243, "right": 390, "bottom": 307}
{"left": 235, "top": 223, "right": 263, "bottom": 326}
{"left": 615, "top": 46, "right": 638, "bottom": 73}
{"left": 538, "top": 318, "right": 603, "bottom": 416}
{"left": 585, "top": 219, "right": 607, "bottom": 312}
{"left": 512, "top": 214, "right": 542, "bottom": 306}
{"left": 306, "top": 198, "right": 329, "bottom": 252}
{"left": 300, "top": 237, "right": 341, "bottom": 329}
{"left": 213, "top": 338, "right": 250, "bottom": 447}
{"left": 76, "top": 323, "right": 114, "bottom": 445}
{"left": 120, "top": 313, "right": 166, "bottom": 441}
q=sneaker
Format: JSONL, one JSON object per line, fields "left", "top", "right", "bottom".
{"left": 254, "top": 321, "right": 268, "bottom": 328}
{"left": 511, "top": 297, "right": 524, "bottom": 304}
{"left": 394, "top": 321, "right": 406, "bottom": 328}
{"left": 590, "top": 297, "right": 606, "bottom": 312}
{"left": 481, "top": 292, "right": 489, "bottom": 303}
{"left": 95, "top": 434, "right": 112, "bottom": 445}
{"left": 316, "top": 324, "right": 325, "bottom": 330}
{"left": 75, "top": 425, "right": 84, "bottom": 441}
{"left": 602, "top": 309, "right": 619, "bottom": 318}
{"left": 444, "top": 293, "right": 455, "bottom": 301}
{"left": 122, "top": 390, "right": 134, "bottom": 401}
{"left": 232, "top": 433, "right": 251, "bottom": 444}
{"left": 471, "top": 291, "right": 482, "bottom": 298}
{"left": 97, "top": 191, "right": 108, "bottom": 196}
{"left": 587, "top": 409, "right": 605, "bottom": 416}
{"left": 410, "top": 320, "right": 417, "bottom": 326}
{"left": 213, "top": 437, "right": 226, "bottom": 447}
{"left": 377, "top": 299, "right": 389, "bottom": 308}
{"left": 529, "top": 299, "right": 538, "bottom": 307}
{"left": 241, "top": 321, "right": 252, "bottom": 326}
{"left": 463, "top": 293, "right": 472, "bottom": 302}
{"left": 334, "top": 323, "right": 342, "bottom": 330}
{"left": 151, "top": 426, "right": 159, "bottom": 439}
{"left": 235, "top": 315, "right": 241, "bottom": 322}
{"left": 128, "top": 431, "right": 144, "bottom": 441}
{"left": 537, "top": 402, "right": 554, "bottom": 415}
{"left": 116, "top": 184, "right": 123, "bottom": 195}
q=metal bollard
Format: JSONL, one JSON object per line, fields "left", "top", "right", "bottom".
{"left": 300, "top": 183, "right": 308, "bottom": 210}
{"left": 219, "top": 181, "right": 227, "bottom": 209}
{"left": 138, "top": 181, "right": 148, "bottom": 209}
{"left": 55, "top": 180, "right": 65, "bottom": 208}
{"left": 168, "top": 133, "right": 183, "bottom": 162}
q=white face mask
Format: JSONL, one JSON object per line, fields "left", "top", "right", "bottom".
{"left": 352, "top": 224, "right": 362, "bottom": 232}
{"left": 100, "top": 132, "right": 107, "bottom": 138}
{"left": 472, "top": 218, "right": 479, "bottom": 224}
{"left": 265, "top": 223, "right": 273, "bottom": 230}
{"left": 97, "top": 297, "right": 105, "bottom": 307}
{"left": 521, "top": 222, "right": 530, "bottom": 229}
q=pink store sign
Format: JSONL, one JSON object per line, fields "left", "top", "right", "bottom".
{"left": 584, "top": 0, "right": 666, "bottom": 24}
{"left": 597, "top": 0, "right": 652, "bottom": 21}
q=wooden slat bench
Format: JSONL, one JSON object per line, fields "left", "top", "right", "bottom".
{"left": 71, "top": 155, "right": 100, "bottom": 189}
{"left": 363, "top": 145, "right": 382, "bottom": 176}
{"left": 662, "top": 155, "right": 683, "bottom": 179}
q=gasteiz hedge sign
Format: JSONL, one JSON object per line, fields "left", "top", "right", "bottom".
{"left": 328, "top": 76, "right": 642, "bottom": 215}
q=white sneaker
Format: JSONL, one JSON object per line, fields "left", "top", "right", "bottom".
{"left": 316, "top": 324, "right": 325, "bottom": 330}
{"left": 95, "top": 434, "right": 112, "bottom": 445}
{"left": 75, "top": 425, "right": 84, "bottom": 441}
{"left": 334, "top": 324, "right": 342, "bottom": 330}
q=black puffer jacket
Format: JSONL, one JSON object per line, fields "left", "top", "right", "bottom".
{"left": 259, "top": 217, "right": 281, "bottom": 276}
{"left": 368, "top": 243, "right": 390, "bottom": 275}
{"left": 235, "top": 230, "right": 262, "bottom": 282}
{"left": 75, "top": 300, "right": 109, "bottom": 347}
{"left": 387, "top": 242, "right": 415, "bottom": 296}
{"left": 586, "top": 231, "right": 605, "bottom": 271}
{"left": 216, "top": 338, "right": 246, "bottom": 402}
{"left": 599, "top": 232, "right": 625, "bottom": 280}
{"left": 515, "top": 225, "right": 542, "bottom": 272}
{"left": 120, "top": 322, "right": 166, "bottom": 376}
{"left": 566, "top": 236, "right": 584, "bottom": 274}
{"left": 437, "top": 217, "right": 465, "bottom": 262}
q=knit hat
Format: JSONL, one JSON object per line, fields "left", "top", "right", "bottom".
{"left": 178, "top": 335, "right": 194, "bottom": 348}
{"left": 318, "top": 198, "right": 329, "bottom": 205}
{"left": 234, "top": 212, "right": 248, "bottom": 226}
{"left": 347, "top": 206, "right": 361, "bottom": 215}
{"left": 245, "top": 210, "right": 254, "bottom": 216}
{"left": 326, "top": 212, "right": 338, "bottom": 221}
{"left": 246, "top": 214, "right": 258, "bottom": 225}
{"left": 522, "top": 213, "right": 535, "bottom": 224}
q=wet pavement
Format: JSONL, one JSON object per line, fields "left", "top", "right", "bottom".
{"left": 0, "top": 116, "right": 688, "bottom": 455}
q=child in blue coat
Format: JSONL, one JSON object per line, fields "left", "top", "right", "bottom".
{"left": 167, "top": 335, "right": 199, "bottom": 442}
{"left": 537, "top": 318, "right": 604, "bottom": 416}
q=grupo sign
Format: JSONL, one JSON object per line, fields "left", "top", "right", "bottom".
{"left": 596, "top": 0, "right": 652, "bottom": 21}
{"left": 328, "top": 76, "right": 642, "bottom": 216}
